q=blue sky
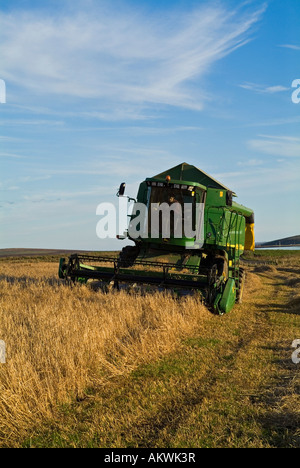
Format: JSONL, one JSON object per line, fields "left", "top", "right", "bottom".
{"left": 0, "top": 0, "right": 299, "bottom": 250}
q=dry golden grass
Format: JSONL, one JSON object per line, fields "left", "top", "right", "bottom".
{"left": 0, "top": 254, "right": 300, "bottom": 448}
{"left": 0, "top": 262, "right": 210, "bottom": 446}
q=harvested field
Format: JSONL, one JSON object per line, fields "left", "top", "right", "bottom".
{"left": 0, "top": 251, "right": 299, "bottom": 448}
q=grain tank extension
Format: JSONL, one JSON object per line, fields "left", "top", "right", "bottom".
{"left": 59, "top": 163, "right": 255, "bottom": 314}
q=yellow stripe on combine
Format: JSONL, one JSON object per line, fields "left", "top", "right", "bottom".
{"left": 226, "top": 243, "right": 245, "bottom": 251}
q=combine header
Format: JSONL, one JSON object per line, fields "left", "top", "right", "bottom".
{"left": 59, "top": 163, "right": 255, "bottom": 314}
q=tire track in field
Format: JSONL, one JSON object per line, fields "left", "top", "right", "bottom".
{"left": 122, "top": 270, "right": 275, "bottom": 448}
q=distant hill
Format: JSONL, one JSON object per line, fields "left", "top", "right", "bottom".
{"left": 0, "top": 248, "right": 106, "bottom": 258}
{"left": 257, "top": 235, "right": 300, "bottom": 248}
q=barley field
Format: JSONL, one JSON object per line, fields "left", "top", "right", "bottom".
{"left": 0, "top": 252, "right": 299, "bottom": 448}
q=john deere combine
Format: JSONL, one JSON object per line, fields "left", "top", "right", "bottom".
{"left": 59, "top": 163, "right": 255, "bottom": 314}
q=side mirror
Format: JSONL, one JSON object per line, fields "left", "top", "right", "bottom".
{"left": 117, "top": 183, "right": 126, "bottom": 197}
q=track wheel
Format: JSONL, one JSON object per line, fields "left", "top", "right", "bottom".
{"left": 118, "top": 245, "right": 140, "bottom": 267}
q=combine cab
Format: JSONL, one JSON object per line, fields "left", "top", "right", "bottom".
{"left": 59, "top": 163, "right": 255, "bottom": 314}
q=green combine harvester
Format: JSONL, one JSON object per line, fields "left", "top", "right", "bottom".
{"left": 59, "top": 163, "right": 255, "bottom": 314}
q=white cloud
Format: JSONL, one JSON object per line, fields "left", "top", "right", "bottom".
{"left": 0, "top": 152, "right": 24, "bottom": 159}
{"left": 239, "top": 82, "right": 290, "bottom": 94}
{"left": 237, "top": 159, "right": 264, "bottom": 167}
{"left": 279, "top": 44, "right": 300, "bottom": 51}
{"left": 0, "top": 1, "right": 266, "bottom": 117}
{"left": 242, "top": 115, "right": 300, "bottom": 128}
{"left": 248, "top": 135, "right": 300, "bottom": 158}
{"left": 215, "top": 161, "right": 300, "bottom": 195}
{"left": 265, "top": 85, "right": 290, "bottom": 93}
{"left": 0, "top": 119, "right": 65, "bottom": 126}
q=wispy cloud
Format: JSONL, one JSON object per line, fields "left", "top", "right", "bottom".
{"left": 0, "top": 136, "right": 22, "bottom": 141}
{"left": 248, "top": 135, "right": 300, "bottom": 158}
{"left": 0, "top": 119, "right": 65, "bottom": 126}
{"left": 237, "top": 159, "right": 264, "bottom": 167}
{"left": 242, "top": 116, "right": 300, "bottom": 128}
{"left": 239, "top": 82, "right": 290, "bottom": 94}
{"left": 279, "top": 44, "right": 300, "bottom": 51}
{"left": 0, "top": 1, "right": 266, "bottom": 118}
{"left": 215, "top": 160, "right": 300, "bottom": 195}
{"left": 0, "top": 152, "right": 24, "bottom": 159}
